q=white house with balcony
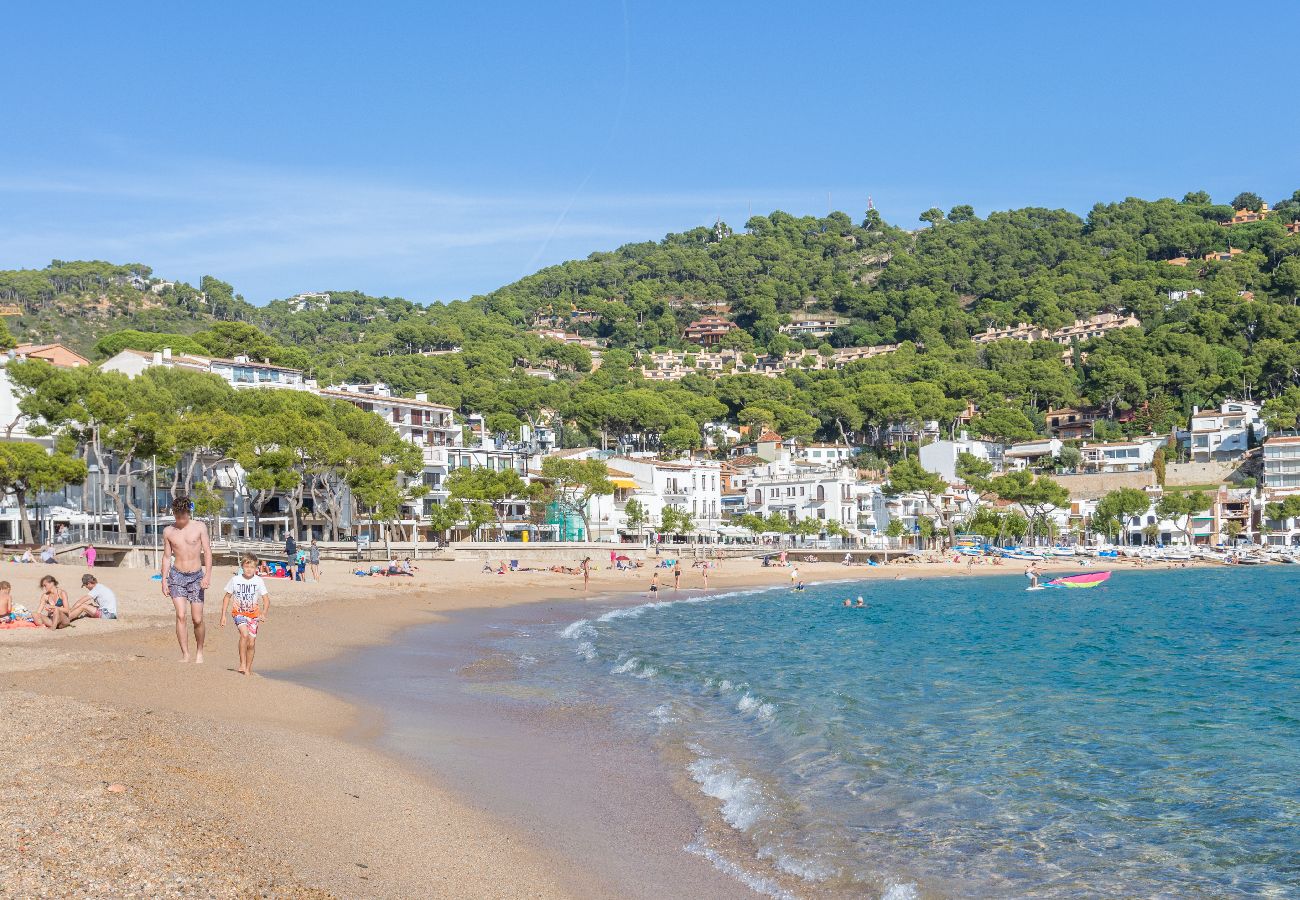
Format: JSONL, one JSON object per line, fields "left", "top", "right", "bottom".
{"left": 1003, "top": 437, "right": 1062, "bottom": 469}
{"left": 321, "top": 383, "right": 464, "bottom": 523}
{"left": 1188, "top": 400, "right": 1265, "bottom": 462}
{"left": 1080, "top": 438, "right": 1163, "bottom": 473}
{"left": 608, "top": 455, "right": 724, "bottom": 539}
{"left": 746, "top": 461, "right": 859, "bottom": 533}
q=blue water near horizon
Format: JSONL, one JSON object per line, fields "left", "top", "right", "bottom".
{"left": 508, "top": 568, "right": 1300, "bottom": 898}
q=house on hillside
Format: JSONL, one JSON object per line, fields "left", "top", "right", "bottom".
{"left": 1003, "top": 438, "right": 1062, "bottom": 469}
{"left": 1079, "top": 439, "right": 1161, "bottom": 473}
{"left": 779, "top": 312, "right": 850, "bottom": 338}
{"left": 1188, "top": 400, "right": 1264, "bottom": 462}
{"left": 100, "top": 347, "right": 312, "bottom": 391}
{"left": 1220, "top": 204, "right": 1271, "bottom": 226}
{"left": 683, "top": 316, "right": 736, "bottom": 347}
{"left": 919, "top": 435, "right": 1003, "bottom": 483}
{"left": 1045, "top": 407, "right": 1104, "bottom": 441}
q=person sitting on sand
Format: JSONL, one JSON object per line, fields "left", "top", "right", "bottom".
{"left": 35, "top": 575, "right": 71, "bottom": 629}
{"left": 220, "top": 556, "right": 271, "bottom": 676}
{"left": 40, "top": 543, "right": 56, "bottom": 564}
{"left": 843, "top": 553, "right": 852, "bottom": 566}
{"left": 20, "top": 548, "right": 34, "bottom": 564}
{"left": 66, "top": 574, "right": 118, "bottom": 622}
{"left": 257, "top": 560, "right": 272, "bottom": 577}
{"left": 401, "top": 557, "right": 418, "bottom": 575}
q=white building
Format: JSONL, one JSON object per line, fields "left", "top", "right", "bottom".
{"left": 1189, "top": 400, "right": 1265, "bottom": 462}
{"left": 919, "top": 435, "right": 1003, "bottom": 483}
{"left": 1003, "top": 437, "right": 1063, "bottom": 469}
{"left": 608, "top": 455, "right": 724, "bottom": 539}
{"left": 101, "top": 347, "right": 313, "bottom": 391}
{"left": 745, "top": 461, "right": 858, "bottom": 532}
{"left": 1263, "top": 435, "right": 1300, "bottom": 494}
{"left": 796, "top": 443, "right": 858, "bottom": 465}
{"left": 1080, "top": 438, "right": 1161, "bottom": 473}
{"left": 779, "top": 313, "right": 850, "bottom": 338}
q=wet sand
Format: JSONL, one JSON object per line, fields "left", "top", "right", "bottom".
{"left": 0, "top": 552, "right": 1203, "bottom": 896}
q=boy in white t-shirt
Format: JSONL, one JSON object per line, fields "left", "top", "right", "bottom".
{"left": 219, "top": 556, "right": 271, "bottom": 675}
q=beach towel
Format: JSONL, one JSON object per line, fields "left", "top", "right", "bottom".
{"left": 0, "top": 620, "right": 40, "bottom": 629}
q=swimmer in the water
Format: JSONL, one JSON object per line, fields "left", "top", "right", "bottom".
{"left": 842, "top": 598, "right": 852, "bottom": 607}
{"left": 855, "top": 597, "right": 865, "bottom": 608}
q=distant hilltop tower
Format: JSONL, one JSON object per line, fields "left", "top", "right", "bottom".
{"left": 867, "top": 195, "right": 874, "bottom": 210}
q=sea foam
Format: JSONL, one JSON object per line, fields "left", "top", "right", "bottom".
{"left": 685, "top": 835, "right": 798, "bottom": 900}
{"left": 687, "top": 754, "right": 769, "bottom": 832}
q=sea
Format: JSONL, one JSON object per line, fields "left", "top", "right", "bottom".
{"left": 297, "top": 568, "right": 1300, "bottom": 899}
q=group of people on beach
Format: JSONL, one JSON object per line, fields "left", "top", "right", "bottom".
{"left": 0, "top": 572, "right": 118, "bottom": 629}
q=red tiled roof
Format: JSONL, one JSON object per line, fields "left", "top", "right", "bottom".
{"left": 756, "top": 431, "right": 784, "bottom": 443}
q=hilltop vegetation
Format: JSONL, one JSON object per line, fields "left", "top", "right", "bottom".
{"left": 6, "top": 189, "right": 1300, "bottom": 450}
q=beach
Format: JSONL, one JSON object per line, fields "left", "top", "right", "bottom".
{"left": 0, "top": 551, "right": 1221, "bottom": 898}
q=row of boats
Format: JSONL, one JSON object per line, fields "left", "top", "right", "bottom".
{"left": 954, "top": 542, "right": 1298, "bottom": 565}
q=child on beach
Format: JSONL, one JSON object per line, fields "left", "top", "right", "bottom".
{"left": 220, "top": 556, "right": 271, "bottom": 675}
{"left": 0, "top": 581, "right": 14, "bottom": 622}
{"left": 649, "top": 570, "right": 660, "bottom": 596}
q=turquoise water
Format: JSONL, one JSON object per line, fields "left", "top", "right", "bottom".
{"left": 526, "top": 569, "right": 1300, "bottom": 897}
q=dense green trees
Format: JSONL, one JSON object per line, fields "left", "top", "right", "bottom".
{"left": 8, "top": 189, "right": 1300, "bottom": 458}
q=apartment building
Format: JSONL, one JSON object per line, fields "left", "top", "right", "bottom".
{"left": 1263, "top": 435, "right": 1300, "bottom": 493}
{"left": 101, "top": 347, "right": 313, "bottom": 391}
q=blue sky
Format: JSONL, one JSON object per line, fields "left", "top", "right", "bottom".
{"left": 4, "top": 1, "right": 1299, "bottom": 304}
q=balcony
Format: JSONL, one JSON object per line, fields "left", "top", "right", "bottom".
{"left": 422, "top": 446, "right": 448, "bottom": 467}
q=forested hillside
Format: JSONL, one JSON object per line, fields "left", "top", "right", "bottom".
{"left": 6, "top": 189, "right": 1300, "bottom": 450}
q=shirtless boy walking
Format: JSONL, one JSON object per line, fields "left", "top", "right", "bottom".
{"left": 161, "top": 496, "right": 213, "bottom": 663}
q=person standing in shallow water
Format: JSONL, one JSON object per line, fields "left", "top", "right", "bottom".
{"left": 161, "top": 497, "right": 212, "bottom": 663}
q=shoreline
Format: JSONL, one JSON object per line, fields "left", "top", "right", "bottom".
{"left": 0, "top": 553, "right": 1232, "bottom": 896}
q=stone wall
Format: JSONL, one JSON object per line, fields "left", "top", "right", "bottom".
{"left": 1164, "top": 460, "right": 1238, "bottom": 486}
{"left": 1054, "top": 470, "right": 1155, "bottom": 499}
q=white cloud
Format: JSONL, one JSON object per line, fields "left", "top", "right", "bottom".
{"left": 0, "top": 160, "right": 811, "bottom": 302}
